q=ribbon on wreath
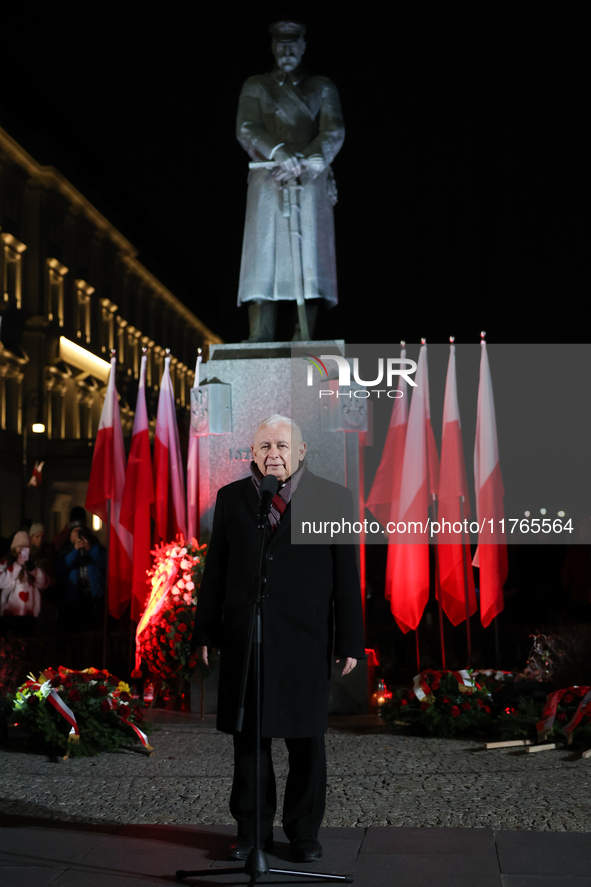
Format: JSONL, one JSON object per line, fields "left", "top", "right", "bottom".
{"left": 23, "top": 678, "right": 80, "bottom": 743}
{"left": 564, "top": 688, "right": 591, "bottom": 744}
{"left": 116, "top": 716, "right": 153, "bottom": 751}
{"left": 452, "top": 670, "right": 477, "bottom": 692}
{"left": 473, "top": 669, "right": 513, "bottom": 682}
{"left": 47, "top": 690, "right": 80, "bottom": 742}
{"left": 412, "top": 672, "right": 435, "bottom": 703}
{"left": 412, "top": 669, "right": 477, "bottom": 705}
{"left": 537, "top": 688, "right": 570, "bottom": 741}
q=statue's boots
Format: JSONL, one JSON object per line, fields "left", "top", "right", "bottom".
{"left": 245, "top": 301, "right": 278, "bottom": 343}
{"left": 291, "top": 301, "right": 319, "bottom": 342}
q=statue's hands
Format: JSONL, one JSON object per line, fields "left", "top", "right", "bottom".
{"left": 303, "top": 153, "right": 325, "bottom": 174}
{"left": 272, "top": 147, "right": 302, "bottom": 180}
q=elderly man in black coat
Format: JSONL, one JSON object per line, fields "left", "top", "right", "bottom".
{"left": 191, "top": 415, "right": 365, "bottom": 862}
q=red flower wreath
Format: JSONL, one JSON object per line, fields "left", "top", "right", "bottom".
{"left": 135, "top": 535, "right": 208, "bottom": 693}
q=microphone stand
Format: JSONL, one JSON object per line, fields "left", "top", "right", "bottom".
{"left": 176, "top": 481, "right": 353, "bottom": 885}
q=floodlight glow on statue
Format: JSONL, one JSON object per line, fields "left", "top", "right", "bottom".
{"left": 237, "top": 20, "right": 345, "bottom": 342}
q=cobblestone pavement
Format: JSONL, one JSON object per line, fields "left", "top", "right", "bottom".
{"left": 1, "top": 713, "right": 589, "bottom": 832}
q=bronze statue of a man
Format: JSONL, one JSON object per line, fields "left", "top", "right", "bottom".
{"left": 237, "top": 21, "right": 345, "bottom": 342}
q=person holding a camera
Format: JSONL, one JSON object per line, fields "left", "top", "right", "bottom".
{"left": 60, "top": 524, "right": 106, "bottom": 631}
{"left": 0, "top": 530, "right": 50, "bottom": 637}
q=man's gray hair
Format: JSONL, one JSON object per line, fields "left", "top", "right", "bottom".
{"left": 256, "top": 414, "right": 303, "bottom": 440}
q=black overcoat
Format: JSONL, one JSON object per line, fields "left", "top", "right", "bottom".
{"left": 191, "top": 470, "right": 365, "bottom": 738}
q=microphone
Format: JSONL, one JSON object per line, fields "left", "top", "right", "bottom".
{"left": 258, "top": 474, "right": 279, "bottom": 527}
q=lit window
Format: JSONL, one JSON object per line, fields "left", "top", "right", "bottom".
{"left": 1, "top": 233, "right": 27, "bottom": 308}
{"left": 75, "top": 280, "right": 94, "bottom": 343}
{"left": 47, "top": 258, "right": 68, "bottom": 326}
{"left": 100, "top": 298, "right": 118, "bottom": 354}
{"left": 127, "top": 325, "right": 141, "bottom": 378}
{"left": 117, "top": 316, "right": 127, "bottom": 366}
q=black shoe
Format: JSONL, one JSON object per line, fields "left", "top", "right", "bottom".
{"left": 228, "top": 835, "right": 274, "bottom": 860}
{"left": 290, "top": 835, "right": 323, "bottom": 862}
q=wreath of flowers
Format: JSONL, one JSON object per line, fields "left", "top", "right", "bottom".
{"left": 11, "top": 666, "right": 151, "bottom": 757}
{"left": 379, "top": 668, "right": 508, "bottom": 738}
{"left": 380, "top": 667, "right": 591, "bottom": 748}
{"left": 135, "top": 536, "right": 209, "bottom": 693}
{"left": 498, "top": 684, "right": 591, "bottom": 748}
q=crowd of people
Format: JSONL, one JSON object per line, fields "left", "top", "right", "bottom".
{"left": 0, "top": 507, "right": 106, "bottom": 639}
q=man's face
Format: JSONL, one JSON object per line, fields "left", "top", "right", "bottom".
{"left": 252, "top": 422, "right": 306, "bottom": 484}
{"left": 272, "top": 37, "right": 305, "bottom": 74}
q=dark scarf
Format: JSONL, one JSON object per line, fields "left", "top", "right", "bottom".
{"left": 250, "top": 459, "right": 307, "bottom": 530}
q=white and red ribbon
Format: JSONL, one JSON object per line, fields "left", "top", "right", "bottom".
{"left": 24, "top": 681, "right": 80, "bottom": 741}
{"left": 452, "top": 670, "right": 476, "bottom": 691}
{"left": 537, "top": 689, "right": 568, "bottom": 741}
{"left": 412, "top": 672, "right": 431, "bottom": 701}
{"left": 412, "top": 668, "right": 476, "bottom": 703}
{"left": 47, "top": 689, "right": 80, "bottom": 741}
{"left": 117, "top": 716, "right": 153, "bottom": 751}
{"left": 564, "top": 688, "right": 591, "bottom": 744}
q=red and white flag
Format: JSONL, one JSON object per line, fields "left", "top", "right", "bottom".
{"left": 186, "top": 352, "right": 201, "bottom": 542}
{"left": 437, "top": 342, "right": 476, "bottom": 625}
{"left": 386, "top": 343, "right": 439, "bottom": 632}
{"left": 85, "top": 356, "right": 133, "bottom": 618}
{"left": 152, "top": 355, "right": 186, "bottom": 542}
{"left": 473, "top": 339, "right": 508, "bottom": 627}
{"left": 27, "top": 460, "right": 45, "bottom": 487}
{"left": 366, "top": 345, "right": 409, "bottom": 530}
{"left": 121, "top": 354, "right": 155, "bottom": 623}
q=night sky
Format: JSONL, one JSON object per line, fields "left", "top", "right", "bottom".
{"left": 2, "top": 5, "right": 585, "bottom": 348}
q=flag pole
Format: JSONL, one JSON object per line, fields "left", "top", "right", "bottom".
{"left": 416, "top": 338, "right": 425, "bottom": 674}
{"left": 493, "top": 617, "right": 500, "bottom": 667}
{"left": 123, "top": 347, "right": 155, "bottom": 682}
{"left": 128, "top": 346, "right": 150, "bottom": 678}
{"left": 459, "top": 494, "right": 472, "bottom": 667}
{"left": 187, "top": 348, "right": 202, "bottom": 542}
{"left": 431, "top": 494, "right": 446, "bottom": 670}
{"left": 102, "top": 498, "right": 111, "bottom": 670}
{"left": 474, "top": 330, "right": 507, "bottom": 665}
{"left": 101, "top": 346, "right": 119, "bottom": 670}
{"left": 129, "top": 605, "right": 136, "bottom": 677}
{"left": 359, "top": 431, "right": 367, "bottom": 637}
{"left": 194, "top": 350, "right": 202, "bottom": 540}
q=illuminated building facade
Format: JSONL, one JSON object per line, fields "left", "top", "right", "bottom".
{"left": 0, "top": 126, "right": 221, "bottom": 540}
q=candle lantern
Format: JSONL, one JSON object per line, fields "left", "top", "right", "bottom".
{"left": 371, "top": 678, "right": 393, "bottom": 709}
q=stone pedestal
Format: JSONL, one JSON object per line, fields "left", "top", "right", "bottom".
{"left": 190, "top": 670, "right": 220, "bottom": 716}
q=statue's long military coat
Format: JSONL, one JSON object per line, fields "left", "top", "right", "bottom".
{"left": 192, "top": 471, "right": 365, "bottom": 738}
{"left": 236, "top": 69, "right": 345, "bottom": 308}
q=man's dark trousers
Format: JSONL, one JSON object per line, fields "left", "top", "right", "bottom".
{"left": 230, "top": 731, "right": 327, "bottom": 840}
